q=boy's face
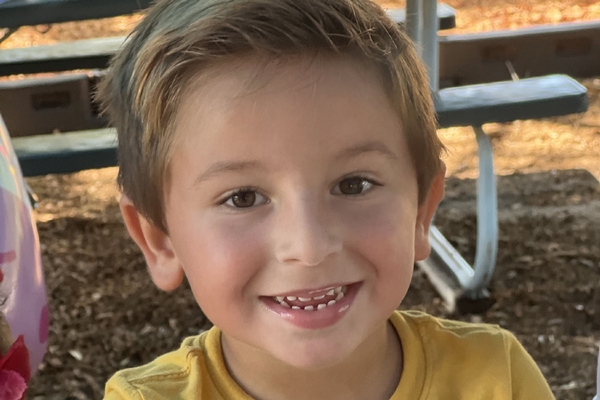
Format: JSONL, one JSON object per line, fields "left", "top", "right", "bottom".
{"left": 130, "top": 56, "right": 442, "bottom": 369}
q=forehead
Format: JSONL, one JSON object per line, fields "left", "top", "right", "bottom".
{"left": 170, "top": 54, "right": 410, "bottom": 178}
{"left": 180, "top": 54, "right": 389, "bottom": 114}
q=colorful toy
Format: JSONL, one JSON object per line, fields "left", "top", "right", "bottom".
{"left": 0, "top": 114, "right": 48, "bottom": 390}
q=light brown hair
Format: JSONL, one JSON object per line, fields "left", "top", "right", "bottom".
{"left": 97, "top": 0, "right": 444, "bottom": 233}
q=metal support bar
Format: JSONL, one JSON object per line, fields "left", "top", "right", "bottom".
{"left": 465, "top": 125, "right": 498, "bottom": 295}
{"left": 422, "top": 0, "right": 439, "bottom": 91}
{"left": 405, "top": 0, "right": 439, "bottom": 91}
{"left": 405, "top": 0, "right": 423, "bottom": 54}
{"left": 427, "top": 225, "right": 474, "bottom": 289}
{"left": 418, "top": 125, "right": 498, "bottom": 311}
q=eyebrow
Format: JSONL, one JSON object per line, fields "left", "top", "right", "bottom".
{"left": 194, "top": 160, "right": 266, "bottom": 186}
{"left": 193, "top": 140, "right": 398, "bottom": 186}
{"left": 334, "top": 140, "right": 399, "bottom": 162}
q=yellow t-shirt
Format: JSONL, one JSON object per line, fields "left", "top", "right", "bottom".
{"left": 104, "top": 311, "right": 555, "bottom": 399}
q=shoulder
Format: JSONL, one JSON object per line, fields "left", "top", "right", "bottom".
{"left": 391, "top": 311, "right": 554, "bottom": 399}
{"left": 396, "top": 310, "right": 507, "bottom": 340}
{"left": 394, "top": 310, "right": 510, "bottom": 362}
{"left": 104, "top": 330, "right": 213, "bottom": 399}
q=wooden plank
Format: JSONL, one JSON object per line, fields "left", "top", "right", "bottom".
{"left": 0, "top": 73, "right": 104, "bottom": 137}
{"left": 436, "top": 74, "right": 589, "bottom": 128}
{"left": 11, "top": 128, "right": 117, "bottom": 176}
{"left": 0, "top": 0, "right": 151, "bottom": 29}
{"left": 439, "top": 21, "right": 600, "bottom": 87}
{"left": 0, "top": 36, "right": 124, "bottom": 76}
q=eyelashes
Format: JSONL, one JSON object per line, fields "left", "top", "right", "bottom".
{"left": 331, "top": 175, "right": 381, "bottom": 196}
{"left": 218, "top": 175, "right": 382, "bottom": 210}
{"left": 220, "top": 187, "right": 269, "bottom": 209}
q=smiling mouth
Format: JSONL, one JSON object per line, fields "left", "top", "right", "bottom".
{"left": 262, "top": 283, "right": 361, "bottom": 329}
{"left": 271, "top": 285, "right": 349, "bottom": 311}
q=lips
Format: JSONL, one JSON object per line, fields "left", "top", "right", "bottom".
{"left": 261, "top": 282, "right": 361, "bottom": 329}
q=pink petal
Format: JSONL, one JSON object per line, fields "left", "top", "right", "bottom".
{"left": 0, "top": 370, "right": 27, "bottom": 400}
{"left": 0, "top": 336, "right": 30, "bottom": 382}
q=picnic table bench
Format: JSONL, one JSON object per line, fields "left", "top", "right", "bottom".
{"left": 1, "top": 0, "right": 590, "bottom": 312}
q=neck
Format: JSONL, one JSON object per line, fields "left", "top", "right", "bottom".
{"left": 222, "top": 321, "right": 403, "bottom": 400}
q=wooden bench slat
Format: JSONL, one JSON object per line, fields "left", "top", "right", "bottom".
{"left": 0, "top": 36, "right": 124, "bottom": 76}
{"left": 436, "top": 74, "right": 588, "bottom": 127}
{"left": 0, "top": 0, "right": 151, "bottom": 29}
{"left": 438, "top": 21, "right": 600, "bottom": 87}
{"left": 11, "top": 128, "right": 117, "bottom": 176}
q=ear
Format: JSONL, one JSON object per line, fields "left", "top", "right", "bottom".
{"left": 119, "top": 195, "right": 184, "bottom": 291}
{"left": 414, "top": 162, "right": 446, "bottom": 261}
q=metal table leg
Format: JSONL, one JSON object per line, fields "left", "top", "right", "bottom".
{"left": 405, "top": 0, "right": 423, "bottom": 53}
{"left": 405, "top": 1, "right": 499, "bottom": 311}
{"left": 417, "top": 125, "right": 498, "bottom": 311}
{"left": 466, "top": 126, "right": 498, "bottom": 295}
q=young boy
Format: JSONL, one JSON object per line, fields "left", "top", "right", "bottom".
{"left": 99, "top": 0, "right": 555, "bottom": 398}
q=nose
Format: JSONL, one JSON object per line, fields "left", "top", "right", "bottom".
{"left": 273, "top": 195, "right": 342, "bottom": 266}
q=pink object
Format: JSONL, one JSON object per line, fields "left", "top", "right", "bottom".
{"left": 0, "top": 370, "right": 27, "bottom": 400}
{"left": 0, "top": 250, "right": 16, "bottom": 264}
{"left": 0, "top": 115, "right": 48, "bottom": 375}
{"left": 38, "top": 305, "right": 49, "bottom": 344}
{"left": 0, "top": 335, "right": 30, "bottom": 400}
{"left": 0, "top": 335, "right": 30, "bottom": 382}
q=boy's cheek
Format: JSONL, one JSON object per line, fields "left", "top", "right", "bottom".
{"left": 342, "top": 199, "right": 417, "bottom": 246}
{"left": 175, "top": 218, "right": 269, "bottom": 295}
{"left": 341, "top": 204, "right": 417, "bottom": 284}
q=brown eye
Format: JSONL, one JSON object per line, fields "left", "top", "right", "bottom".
{"left": 231, "top": 191, "right": 256, "bottom": 208}
{"left": 224, "top": 190, "right": 268, "bottom": 209}
{"left": 338, "top": 177, "right": 371, "bottom": 195}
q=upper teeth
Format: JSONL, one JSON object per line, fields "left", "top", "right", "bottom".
{"left": 273, "top": 285, "right": 347, "bottom": 311}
